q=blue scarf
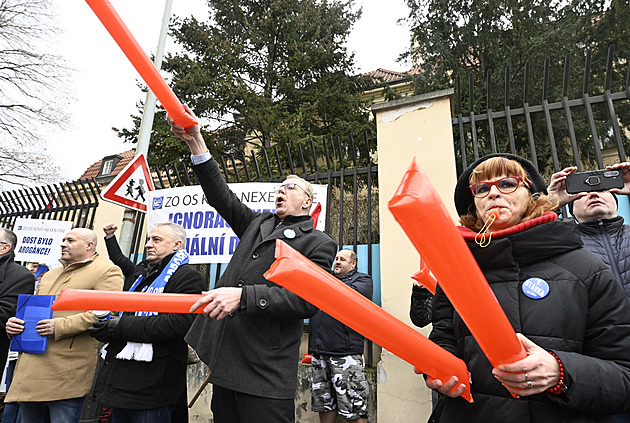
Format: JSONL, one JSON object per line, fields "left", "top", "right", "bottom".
{"left": 129, "top": 249, "right": 189, "bottom": 316}
{"left": 115, "top": 249, "right": 190, "bottom": 361}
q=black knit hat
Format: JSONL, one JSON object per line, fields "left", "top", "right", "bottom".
{"left": 454, "top": 153, "right": 548, "bottom": 217}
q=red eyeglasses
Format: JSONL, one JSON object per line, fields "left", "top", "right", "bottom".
{"left": 469, "top": 176, "right": 530, "bottom": 198}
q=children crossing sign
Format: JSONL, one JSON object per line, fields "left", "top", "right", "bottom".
{"left": 101, "top": 153, "right": 155, "bottom": 212}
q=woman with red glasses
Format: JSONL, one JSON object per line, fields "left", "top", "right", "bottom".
{"left": 425, "top": 153, "right": 630, "bottom": 423}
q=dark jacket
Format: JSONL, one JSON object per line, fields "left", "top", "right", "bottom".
{"left": 104, "top": 235, "right": 147, "bottom": 291}
{"left": 409, "top": 284, "right": 433, "bottom": 328}
{"left": 430, "top": 214, "right": 630, "bottom": 423}
{"left": 309, "top": 268, "right": 373, "bottom": 356}
{"left": 576, "top": 216, "right": 630, "bottom": 299}
{"left": 185, "top": 158, "right": 337, "bottom": 400}
{"left": 96, "top": 252, "right": 204, "bottom": 409}
{"left": 0, "top": 251, "right": 35, "bottom": 373}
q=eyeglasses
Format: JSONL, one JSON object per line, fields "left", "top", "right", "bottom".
{"left": 274, "top": 183, "right": 311, "bottom": 198}
{"left": 469, "top": 176, "right": 530, "bottom": 198}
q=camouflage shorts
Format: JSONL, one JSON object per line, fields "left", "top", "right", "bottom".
{"left": 310, "top": 353, "right": 369, "bottom": 419}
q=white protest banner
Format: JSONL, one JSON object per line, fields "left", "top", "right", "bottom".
{"left": 148, "top": 183, "right": 328, "bottom": 264}
{"left": 13, "top": 218, "right": 73, "bottom": 263}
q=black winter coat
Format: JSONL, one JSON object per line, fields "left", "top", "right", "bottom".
{"left": 576, "top": 216, "right": 630, "bottom": 299}
{"left": 0, "top": 251, "right": 35, "bottom": 373}
{"left": 309, "top": 268, "right": 373, "bottom": 356}
{"left": 104, "top": 235, "right": 148, "bottom": 291}
{"left": 430, "top": 213, "right": 630, "bottom": 423}
{"left": 185, "top": 158, "right": 337, "bottom": 400}
{"left": 96, "top": 252, "right": 204, "bottom": 409}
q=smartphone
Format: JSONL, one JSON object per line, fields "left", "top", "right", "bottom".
{"left": 565, "top": 169, "right": 624, "bottom": 194}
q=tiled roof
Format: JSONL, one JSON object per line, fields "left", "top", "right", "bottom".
{"left": 363, "top": 67, "right": 421, "bottom": 83}
{"left": 78, "top": 149, "right": 136, "bottom": 180}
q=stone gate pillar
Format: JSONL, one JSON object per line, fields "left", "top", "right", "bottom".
{"left": 372, "top": 88, "right": 458, "bottom": 421}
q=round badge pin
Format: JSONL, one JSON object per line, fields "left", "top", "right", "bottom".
{"left": 521, "top": 277, "right": 549, "bottom": 299}
{"left": 283, "top": 228, "right": 296, "bottom": 239}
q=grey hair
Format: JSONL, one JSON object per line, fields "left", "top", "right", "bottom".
{"left": 0, "top": 228, "right": 17, "bottom": 250}
{"left": 155, "top": 223, "right": 187, "bottom": 245}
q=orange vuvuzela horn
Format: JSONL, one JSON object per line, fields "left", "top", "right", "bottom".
{"left": 84, "top": 0, "right": 197, "bottom": 128}
{"left": 411, "top": 257, "right": 438, "bottom": 294}
{"left": 388, "top": 159, "right": 526, "bottom": 371}
{"left": 263, "top": 240, "right": 473, "bottom": 402}
{"left": 52, "top": 289, "right": 206, "bottom": 314}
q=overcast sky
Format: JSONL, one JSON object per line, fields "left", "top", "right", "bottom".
{"left": 49, "top": 0, "right": 411, "bottom": 180}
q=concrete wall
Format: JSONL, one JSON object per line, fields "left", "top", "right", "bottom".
{"left": 372, "top": 89, "right": 457, "bottom": 422}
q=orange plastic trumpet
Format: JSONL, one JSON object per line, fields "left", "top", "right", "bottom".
{"left": 52, "top": 289, "right": 206, "bottom": 314}
{"left": 388, "top": 159, "right": 526, "bottom": 370}
{"left": 264, "top": 240, "right": 473, "bottom": 402}
{"left": 85, "top": 0, "right": 197, "bottom": 128}
{"left": 411, "top": 257, "right": 438, "bottom": 294}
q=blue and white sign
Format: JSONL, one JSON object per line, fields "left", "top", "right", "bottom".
{"left": 148, "top": 183, "right": 328, "bottom": 264}
{"left": 521, "top": 277, "right": 550, "bottom": 300}
{"left": 13, "top": 218, "right": 73, "bottom": 264}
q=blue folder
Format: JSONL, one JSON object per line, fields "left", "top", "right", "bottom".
{"left": 10, "top": 294, "right": 55, "bottom": 354}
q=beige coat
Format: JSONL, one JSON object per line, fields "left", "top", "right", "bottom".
{"left": 5, "top": 253, "right": 123, "bottom": 402}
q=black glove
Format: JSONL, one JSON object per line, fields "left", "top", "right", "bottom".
{"left": 87, "top": 317, "right": 120, "bottom": 342}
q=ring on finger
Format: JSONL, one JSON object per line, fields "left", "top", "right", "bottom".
{"left": 524, "top": 373, "right": 529, "bottom": 382}
{"left": 526, "top": 380, "right": 533, "bottom": 390}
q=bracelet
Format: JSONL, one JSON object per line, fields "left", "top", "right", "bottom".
{"left": 546, "top": 351, "right": 567, "bottom": 394}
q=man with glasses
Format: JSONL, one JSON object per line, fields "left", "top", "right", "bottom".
{"left": 549, "top": 163, "right": 630, "bottom": 423}
{"left": 167, "top": 108, "right": 337, "bottom": 422}
{"left": 0, "top": 229, "right": 35, "bottom": 384}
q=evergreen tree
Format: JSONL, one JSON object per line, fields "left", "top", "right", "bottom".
{"left": 116, "top": 0, "right": 375, "bottom": 166}
{"left": 401, "top": 0, "right": 630, "bottom": 172}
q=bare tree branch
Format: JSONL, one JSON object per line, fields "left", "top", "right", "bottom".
{"left": 0, "top": 0, "right": 71, "bottom": 190}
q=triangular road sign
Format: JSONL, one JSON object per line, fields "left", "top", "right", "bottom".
{"left": 101, "top": 153, "right": 155, "bottom": 213}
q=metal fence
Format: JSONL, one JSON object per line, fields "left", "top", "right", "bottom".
{"left": 129, "top": 135, "right": 381, "bottom": 365}
{"left": 452, "top": 45, "right": 630, "bottom": 176}
{"left": 0, "top": 179, "right": 101, "bottom": 230}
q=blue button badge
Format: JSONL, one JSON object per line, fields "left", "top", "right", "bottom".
{"left": 283, "top": 229, "right": 296, "bottom": 239}
{"left": 522, "top": 277, "right": 550, "bottom": 299}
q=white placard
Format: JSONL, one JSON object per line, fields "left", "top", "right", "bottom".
{"left": 148, "top": 183, "right": 328, "bottom": 264}
{"left": 13, "top": 218, "right": 73, "bottom": 263}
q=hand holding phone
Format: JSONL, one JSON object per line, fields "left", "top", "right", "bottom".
{"left": 565, "top": 170, "right": 624, "bottom": 194}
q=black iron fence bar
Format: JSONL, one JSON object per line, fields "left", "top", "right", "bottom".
{"left": 562, "top": 53, "right": 582, "bottom": 170}
{"left": 350, "top": 136, "right": 359, "bottom": 251}
{"left": 323, "top": 141, "right": 333, "bottom": 234}
{"left": 336, "top": 137, "right": 345, "bottom": 247}
{"left": 542, "top": 58, "right": 560, "bottom": 171}
{"left": 454, "top": 90, "right": 629, "bottom": 124}
{"left": 66, "top": 182, "right": 81, "bottom": 225}
{"left": 262, "top": 148, "right": 273, "bottom": 180}
{"left": 228, "top": 154, "right": 240, "bottom": 183}
{"left": 457, "top": 75, "right": 468, "bottom": 169}
{"left": 151, "top": 166, "right": 167, "bottom": 189}
{"left": 504, "top": 66, "right": 517, "bottom": 154}
{"left": 273, "top": 146, "right": 283, "bottom": 180}
{"left": 604, "top": 46, "right": 626, "bottom": 163}
{"left": 486, "top": 69, "right": 497, "bottom": 152}
{"left": 251, "top": 150, "right": 262, "bottom": 182}
{"left": 219, "top": 156, "right": 230, "bottom": 183}
{"left": 522, "top": 62, "right": 538, "bottom": 170}
{"left": 309, "top": 141, "right": 320, "bottom": 182}
{"left": 581, "top": 50, "right": 604, "bottom": 168}
{"left": 29, "top": 187, "right": 45, "bottom": 215}
{"left": 58, "top": 183, "right": 74, "bottom": 223}
{"left": 285, "top": 144, "right": 296, "bottom": 176}
{"left": 240, "top": 150, "right": 251, "bottom": 181}
{"left": 469, "top": 72, "right": 479, "bottom": 160}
